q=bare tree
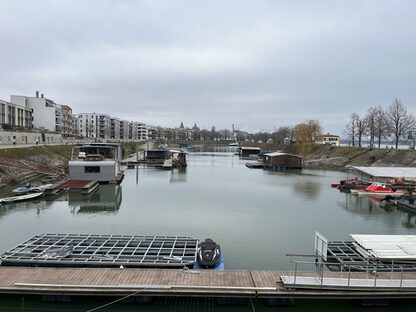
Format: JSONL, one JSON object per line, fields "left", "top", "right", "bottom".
{"left": 355, "top": 114, "right": 367, "bottom": 147}
{"left": 374, "top": 106, "right": 388, "bottom": 148}
{"left": 272, "top": 126, "right": 292, "bottom": 144}
{"left": 365, "top": 107, "right": 377, "bottom": 147}
{"left": 386, "top": 98, "right": 416, "bottom": 149}
{"left": 344, "top": 113, "right": 358, "bottom": 146}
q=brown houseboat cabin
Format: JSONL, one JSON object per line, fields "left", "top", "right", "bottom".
{"left": 262, "top": 152, "right": 302, "bottom": 170}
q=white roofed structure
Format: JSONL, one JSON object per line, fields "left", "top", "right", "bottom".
{"left": 349, "top": 166, "right": 416, "bottom": 181}
{"left": 351, "top": 234, "right": 416, "bottom": 260}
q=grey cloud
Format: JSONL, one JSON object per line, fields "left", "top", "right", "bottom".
{"left": 1, "top": 0, "right": 415, "bottom": 133}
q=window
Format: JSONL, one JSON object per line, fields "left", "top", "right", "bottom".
{"left": 85, "top": 166, "right": 100, "bottom": 173}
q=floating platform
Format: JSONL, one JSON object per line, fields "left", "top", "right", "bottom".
{"left": 0, "top": 234, "right": 198, "bottom": 269}
{"left": 1, "top": 267, "right": 416, "bottom": 299}
{"left": 46, "top": 180, "right": 99, "bottom": 195}
{"left": 245, "top": 162, "right": 264, "bottom": 169}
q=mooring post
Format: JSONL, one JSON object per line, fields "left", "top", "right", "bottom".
{"left": 400, "top": 267, "right": 404, "bottom": 290}
{"left": 347, "top": 267, "right": 351, "bottom": 288}
{"left": 294, "top": 262, "right": 298, "bottom": 285}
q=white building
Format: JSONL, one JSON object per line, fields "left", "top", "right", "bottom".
{"left": 137, "top": 122, "right": 148, "bottom": 141}
{"left": 0, "top": 99, "right": 33, "bottom": 128}
{"left": 10, "top": 91, "right": 72, "bottom": 135}
{"left": 77, "top": 113, "right": 111, "bottom": 140}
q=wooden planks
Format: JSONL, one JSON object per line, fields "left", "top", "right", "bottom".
{"left": 1, "top": 266, "right": 416, "bottom": 299}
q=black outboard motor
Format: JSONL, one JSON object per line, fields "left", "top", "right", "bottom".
{"left": 197, "top": 238, "right": 221, "bottom": 268}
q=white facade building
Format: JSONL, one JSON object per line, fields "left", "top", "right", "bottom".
{"left": 10, "top": 92, "right": 72, "bottom": 135}
{"left": 77, "top": 113, "right": 111, "bottom": 140}
{"left": 0, "top": 99, "right": 33, "bottom": 128}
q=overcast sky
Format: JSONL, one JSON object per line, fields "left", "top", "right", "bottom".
{"left": 0, "top": 0, "right": 415, "bottom": 134}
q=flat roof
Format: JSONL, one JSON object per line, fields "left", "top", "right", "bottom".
{"left": 351, "top": 234, "right": 416, "bottom": 260}
{"left": 264, "top": 152, "right": 302, "bottom": 158}
{"left": 240, "top": 146, "right": 261, "bottom": 150}
{"left": 350, "top": 166, "right": 416, "bottom": 180}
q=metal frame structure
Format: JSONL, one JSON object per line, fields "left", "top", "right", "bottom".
{"left": 0, "top": 234, "right": 198, "bottom": 268}
{"left": 283, "top": 256, "right": 416, "bottom": 290}
{"left": 327, "top": 241, "right": 416, "bottom": 272}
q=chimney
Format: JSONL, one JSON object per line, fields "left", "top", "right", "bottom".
{"left": 41, "top": 93, "right": 44, "bottom": 98}
{"left": 36, "top": 91, "right": 39, "bottom": 98}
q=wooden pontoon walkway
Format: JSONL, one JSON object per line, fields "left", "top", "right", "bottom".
{"left": 1, "top": 267, "right": 416, "bottom": 299}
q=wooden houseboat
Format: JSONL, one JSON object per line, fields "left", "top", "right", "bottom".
{"left": 262, "top": 152, "right": 302, "bottom": 170}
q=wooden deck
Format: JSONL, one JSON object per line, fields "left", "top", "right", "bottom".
{"left": 1, "top": 267, "right": 416, "bottom": 299}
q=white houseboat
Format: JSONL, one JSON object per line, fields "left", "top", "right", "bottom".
{"left": 68, "top": 143, "right": 124, "bottom": 184}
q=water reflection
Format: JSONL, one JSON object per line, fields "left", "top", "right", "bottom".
{"left": 68, "top": 185, "right": 122, "bottom": 214}
{"left": 0, "top": 199, "right": 49, "bottom": 217}
{"left": 292, "top": 180, "right": 322, "bottom": 200}
{"left": 170, "top": 168, "right": 187, "bottom": 183}
{"left": 337, "top": 194, "right": 381, "bottom": 215}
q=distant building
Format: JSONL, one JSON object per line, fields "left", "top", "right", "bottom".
{"left": 10, "top": 91, "right": 72, "bottom": 135}
{"left": 120, "top": 120, "right": 129, "bottom": 140}
{"left": 315, "top": 133, "right": 340, "bottom": 146}
{"left": 61, "top": 105, "right": 74, "bottom": 137}
{"left": 76, "top": 113, "right": 111, "bottom": 140}
{"left": 110, "top": 117, "right": 120, "bottom": 140}
{"left": 0, "top": 99, "right": 33, "bottom": 128}
{"left": 128, "top": 121, "right": 148, "bottom": 141}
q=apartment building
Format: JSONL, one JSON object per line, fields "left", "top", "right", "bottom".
{"left": 77, "top": 113, "right": 111, "bottom": 140}
{"left": 120, "top": 120, "right": 129, "bottom": 140}
{"left": 110, "top": 117, "right": 120, "bottom": 140}
{"left": 0, "top": 99, "right": 33, "bottom": 128}
{"left": 10, "top": 92, "right": 72, "bottom": 135}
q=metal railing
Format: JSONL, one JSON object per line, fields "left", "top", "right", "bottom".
{"left": 285, "top": 254, "right": 416, "bottom": 290}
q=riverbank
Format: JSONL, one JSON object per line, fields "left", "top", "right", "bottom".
{"left": 0, "top": 145, "right": 73, "bottom": 186}
{"left": 1, "top": 143, "right": 415, "bottom": 185}
{"left": 241, "top": 143, "right": 416, "bottom": 170}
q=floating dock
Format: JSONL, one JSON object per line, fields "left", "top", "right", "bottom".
{"left": 0, "top": 234, "right": 198, "bottom": 269}
{"left": 1, "top": 267, "right": 416, "bottom": 299}
{"left": 46, "top": 180, "right": 99, "bottom": 195}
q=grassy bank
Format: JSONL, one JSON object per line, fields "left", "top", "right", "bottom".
{"left": 0, "top": 145, "right": 74, "bottom": 185}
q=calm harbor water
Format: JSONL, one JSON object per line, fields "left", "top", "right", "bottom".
{"left": 1, "top": 147, "right": 416, "bottom": 310}
{"left": 1, "top": 148, "right": 416, "bottom": 270}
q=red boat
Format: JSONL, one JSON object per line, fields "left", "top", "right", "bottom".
{"left": 351, "top": 182, "right": 404, "bottom": 197}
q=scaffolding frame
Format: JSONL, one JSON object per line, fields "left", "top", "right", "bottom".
{"left": 0, "top": 233, "right": 198, "bottom": 268}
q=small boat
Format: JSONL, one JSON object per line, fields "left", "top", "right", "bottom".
{"left": 228, "top": 142, "right": 239, "bottom": 146}
{"left": 351, "top": 182, "right": 404, "bottom": 197}
{"left": 12, "top": 185, "right": 33, "bottom": 194}
{"left": 197, "top": 238, "right": 221, "bottom": 268}
{"left": 31, "top": 184, "right": 53, "bottom": 192}
{"left": 0, "top": 192, "right": 43, "bottom": 205}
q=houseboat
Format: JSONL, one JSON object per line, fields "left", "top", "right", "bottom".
{"left": 262, "top": 152, "right": 302, "bottom": 170}
{"left": 68, "top": 143, "right": 124, "bottom": 184}
{"left": 142, "top": 148, "right": 187, "bottom": 168}
{"left": 238, "top": 146, "right": 261, "bottom": 158}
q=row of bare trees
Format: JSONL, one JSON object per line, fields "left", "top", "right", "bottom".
{"left": 345, "top": 98, "right": 415, "bottom": 149}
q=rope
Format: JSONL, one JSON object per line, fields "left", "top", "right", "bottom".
{"left": 178, "top": 266, "right": 201, "bottom": 274}
{"left": 85, "top": 288, "right": 148, "bottom": 312}
{"left": 249, "top": 298, "right": 256, "bottom": 312}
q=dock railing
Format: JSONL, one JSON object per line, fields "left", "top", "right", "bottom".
{"left": 285, "top": 254, "right": 416, "bottom": 290}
